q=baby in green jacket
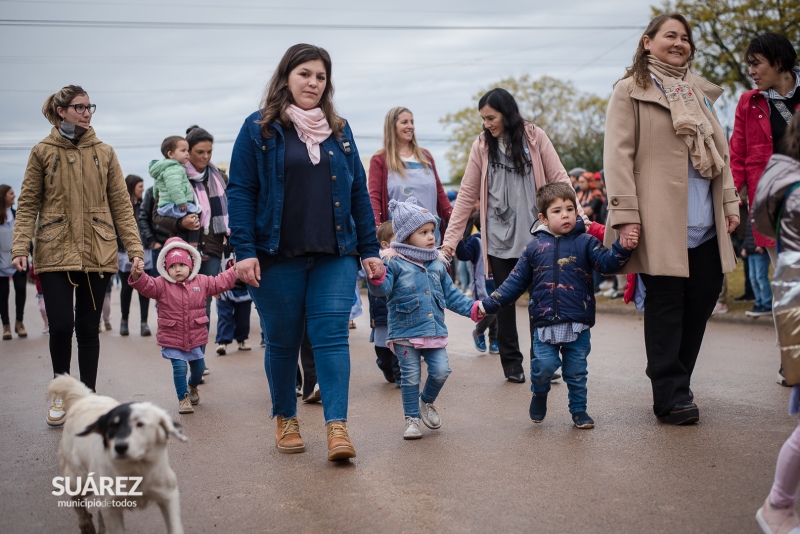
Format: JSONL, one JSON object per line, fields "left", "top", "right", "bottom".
{"left": 149, "top": 135, "right": 201, "bottom": 245}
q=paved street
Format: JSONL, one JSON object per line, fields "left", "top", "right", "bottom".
{"left": 0, "top": 290, "right": 790, "bottom": 533}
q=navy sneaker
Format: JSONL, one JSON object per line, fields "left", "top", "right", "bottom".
{"left": 529, "top": 394, "right": 547, "bottom": 423}
{"left": 572, "top": 411, "right": 595, "bottom": 429}
{"left": 746, "top": 305, "right": 773, "bottom": 317}
{"left": 472, "top": 330, "right": 487, "bottom": 352}
{"left": 488, "top": 339, "right": 499, "bottom": 353}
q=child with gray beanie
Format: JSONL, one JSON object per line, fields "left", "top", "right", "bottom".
{"left": 368, "top": 197, "right": 484, "bottom": 440}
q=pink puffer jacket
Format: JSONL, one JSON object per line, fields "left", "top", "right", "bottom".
{"left": 129, "top": 237, "right": 238, "bottom": 351}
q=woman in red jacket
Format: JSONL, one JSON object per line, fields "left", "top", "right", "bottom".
{"left": 730, "top": 32, "right": 798, "bottom": 387}
{"left": 368, "top": 107, "right": 451, "bottom": 238}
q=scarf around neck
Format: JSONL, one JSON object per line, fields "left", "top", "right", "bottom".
{"left": 390, "top": 242, "right": 440, "bottom": 263}
{"left": 647, "top": 56, "right": 725, "bottom": 179}
{"left": 185, "top": 160, "right": 228, "bottom": 235}
{"left": 58, "top": 121, "right": 88, "bottom": 144}
{"left": 284, "top": 104, "right": 332, "bottom": 165}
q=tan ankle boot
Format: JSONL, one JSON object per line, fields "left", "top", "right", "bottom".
{"left": 2, "top": 324, "right": 10, "bottom": 340}
{"left": 275, "top": 415, "right": 305, "bottom": 453}
{"left": 326, "top": 421, "right": 356, "bottom": 461}
{"left": 15, "top": 321, "right": 27, "bottom": 338}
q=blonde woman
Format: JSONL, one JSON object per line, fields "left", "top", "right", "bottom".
{"left": 368, "top": 107, "right": 452, "bottom": 234}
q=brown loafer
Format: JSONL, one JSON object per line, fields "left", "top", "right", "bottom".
{"left": 326, "top": 421, "right": 356, "bottom": 461}
{"left": 276, "top": 415, "right": 305, "bottom": 454}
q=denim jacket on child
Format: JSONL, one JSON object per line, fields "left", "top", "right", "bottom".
{"left": 368, "top": 250, "right": 474, "bottom": 341}
{"left": 482, "top": 218, "right": 631, "bottom": 329}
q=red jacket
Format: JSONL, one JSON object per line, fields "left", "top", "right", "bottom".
{"left": 730, "top": 89, "right": 776, "bottom": 247}
{"left": 368, "top": 150, "right": 452, "bottom": 229}
{"left": 129, "top": 237, "right": 238, "bottom": 351}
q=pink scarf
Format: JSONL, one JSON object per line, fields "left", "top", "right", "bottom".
{"left": 284, "top": 104, "right": 332, "bottom": 165}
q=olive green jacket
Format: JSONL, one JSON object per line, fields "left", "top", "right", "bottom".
{"left": 12, "top": 127, "right": 144, "bottom": 273}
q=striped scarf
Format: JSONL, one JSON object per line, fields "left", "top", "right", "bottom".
{"left": 186, "top": 161, "right": 229, "bottom": 235}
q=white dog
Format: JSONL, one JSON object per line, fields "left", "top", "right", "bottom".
{"left": 48, "top": 375, "right": 187, "bottom": 534}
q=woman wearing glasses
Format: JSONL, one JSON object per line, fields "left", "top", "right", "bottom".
{"left": 11, "top": 85, "right": 144, "bottom": 426}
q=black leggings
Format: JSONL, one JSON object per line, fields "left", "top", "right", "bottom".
{"left": 119, "top": 270, "right": 149, "bottom": 322}
{"left": 0, "top": 269, "right": 27, "bottom": 325}
{"left": 39, "top": 271, "right": 111, "bottom": 391}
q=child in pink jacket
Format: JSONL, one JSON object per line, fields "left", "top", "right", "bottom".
{"left": 130, "top": 237, "right": 238, "bottom": 414}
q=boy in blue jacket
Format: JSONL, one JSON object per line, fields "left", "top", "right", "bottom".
{"left": 369, "top": 198, "right": 482, "bottom": 440}
{"left": 481, "top": 183, "right": 638, "bottom": 429}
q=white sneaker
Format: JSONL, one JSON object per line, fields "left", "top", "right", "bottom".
{"left": 42, "top": 326, "right": 49, "bottom": 335}
{"left": 237, "top": 341, "right": 251, "bottom": 351}
{"left": 598, "top": 280, "right": 614, "bottom": 291}
{"left": 404, "top": 417, "right": 422, "bottom": 440}
{"left": 419, "top": 398, "right": 441, "bottom": 429}
{"left": 47, "top": 397, "right": 66, "bottom": 426}
{"left": 302, "top": 383, "right": 321, "bottom": 404}
{"left": 216, "top": 344, "right": 227, "bottom": 355}
{"left": 602, "top": 287, "right": 617, "bottom": 297}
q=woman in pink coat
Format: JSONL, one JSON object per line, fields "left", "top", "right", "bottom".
{"left": 129, "top": 237, "right": 238, "bottom": 414}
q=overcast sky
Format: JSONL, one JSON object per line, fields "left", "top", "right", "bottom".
{"left": 0, "top": 0, "right": 663, "bottom": 196}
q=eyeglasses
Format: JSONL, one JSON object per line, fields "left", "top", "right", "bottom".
{"left": 65, "top": 103, "right": 97, "bottom": 114}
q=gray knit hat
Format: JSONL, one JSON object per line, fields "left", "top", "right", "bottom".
{"left": 389, "top": 197, "right": 438, "bottom": 244}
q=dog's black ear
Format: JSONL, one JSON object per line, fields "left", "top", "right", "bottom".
{"left": 77, "top": 413, "right": 110, "bottom": 448}
{"left": 159, "top": 412, "right": 188, "bottom": 443}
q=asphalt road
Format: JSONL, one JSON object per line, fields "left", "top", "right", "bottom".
{"left": 0, "top": 289, "right": 791, "bottom": 533}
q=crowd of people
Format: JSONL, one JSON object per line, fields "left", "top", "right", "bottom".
{"left": 3, "top": 14, "right": 800, "bottom": 532}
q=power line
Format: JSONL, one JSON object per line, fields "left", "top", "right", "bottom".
{"left": 0, "top": 19, "right": 644, "bottom": 31}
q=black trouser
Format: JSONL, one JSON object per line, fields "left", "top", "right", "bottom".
{"left": 488, "top": 255, "right": 527, "bottom": 376}
{"left": 0, "top": 269, "right": 27, "bottom": 325}
{"left": 118, "top": 270, "right": 149, "bottom": 323}
{"left": 640, "top": 237, "right": 723, "bottom": 416}
{"left": 39, "top": 271, "right": 112, "bottom": 392}
{"left": 375, "top": 345, "right": 401, "bottom": 383}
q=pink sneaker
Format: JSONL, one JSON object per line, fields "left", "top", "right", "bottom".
{"left": 756, "top": 497, "right": 800, "bottom": 533}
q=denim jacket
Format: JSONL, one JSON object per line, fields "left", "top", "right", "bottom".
{"left": 368, "top": 251, "right": 475, "bottom": 341}
{"left": 227, "top": 111, "right": 379, "bottom": 262}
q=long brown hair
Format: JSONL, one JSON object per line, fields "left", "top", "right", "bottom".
{"left": 621, "top": 13, "right": 696, "bottom": 88}
{"left": 256, "top": 44, "right": 345, "bottom": 138}
{"left": 0, "top": 184, "right": 11, "bottom": 224}
{"left": 378, "top": 107, "right": 431, "bottom": 177}
{"left": 42, "top": 85, "right": 88, "bottom": 125}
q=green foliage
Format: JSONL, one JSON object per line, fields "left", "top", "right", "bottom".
{"left": 653, "top": 0, "right": 800, "bottom": 94}
{"left": 439, "top": 75, "right": 608, "bottom": 182}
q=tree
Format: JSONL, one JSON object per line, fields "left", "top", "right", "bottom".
{"left": 439, "top": 75, "right": 608, "bottom": 182}
{"left": 654, "top": 0, "right": 800, "bottom": 94}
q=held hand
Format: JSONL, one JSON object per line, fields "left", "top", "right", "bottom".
{"left": 726, "top": 215, "right": 740, "bottom": 234}
{"left": 621, "top": 227, "right": 640, "bottom": 251}
{"left": 362, "top": 257, "right": 385, "bottom": 280}
{"left": 12, "top": 256, "right": 27, "bottom": 271}
{"left": 617, "top": 223, "right": 641, "bottom": 251}
{"left": 130, "top": 258, "right": 144, "bottom": 281}
{"left": 181, "top": 214, "right": 201, "bottom": 231}
{"left": 179, "top": 204, "right": 188, "bottom": 212}
{"left": 234, "top": 257, "right": 261, "bottom": 288}
{"left": 441, "top": 245, "right": 454, "bottom": 261}
{"left": 152, "top": 243, "right": 162, "bottom": 250}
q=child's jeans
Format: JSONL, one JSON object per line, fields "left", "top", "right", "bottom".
{"left": 170, "top": 358, "right": 205, "bottom": 401}
{"left": 395, "top": 345, "right": 451, "bottom": 418}
{"left": 215, "top": 299, "right": 252, "bottom": 344}
{"left": 749, "top": 252, "right": 773, "bottom": 310}
{"left": 532, "top": 329, "right": 591, "bottom": 414}
{"left": 37, "top": 294, "right": 48, "bottom": 327}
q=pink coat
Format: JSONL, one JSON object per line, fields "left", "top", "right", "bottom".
{"left": 730, "top": 89, "right": 777, "bottom": 248}
{"left": 129, "top": 237, "right": 238, "bottom": 351}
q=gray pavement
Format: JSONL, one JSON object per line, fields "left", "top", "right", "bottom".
{"left": 0, "top": 288, "right": 791, "bottom": 533}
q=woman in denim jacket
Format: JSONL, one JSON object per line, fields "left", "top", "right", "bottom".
{"left": 369, "top": 198, "right": 482, "bottom": 440}
{"left": 228, "top": 44, "right": 382, "bottom": 462}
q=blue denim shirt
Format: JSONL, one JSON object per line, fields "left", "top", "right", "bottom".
{"left": 368, "top": 255, "right": 475, "bottom": 341}
{"left": 227, "top": 111, "right": 379, "bottom": 262}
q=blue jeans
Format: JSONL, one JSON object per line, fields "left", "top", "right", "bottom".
{"left": 170, "top": 358, "right": 205, "bottom": 401}
{"left": 748, "top": 252, "right": 773, "bottom": 310}
{"left": 249, "top": 254, "right": 358, "bottom": 423}
{"left": 531, "top": 329, "right": 591, "bottom": 414}
{"left": 215, "top": 299, "right": 252, "bottom": 344}
{"left": 395, "top": 345, "right": 451, "bottom": 418}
